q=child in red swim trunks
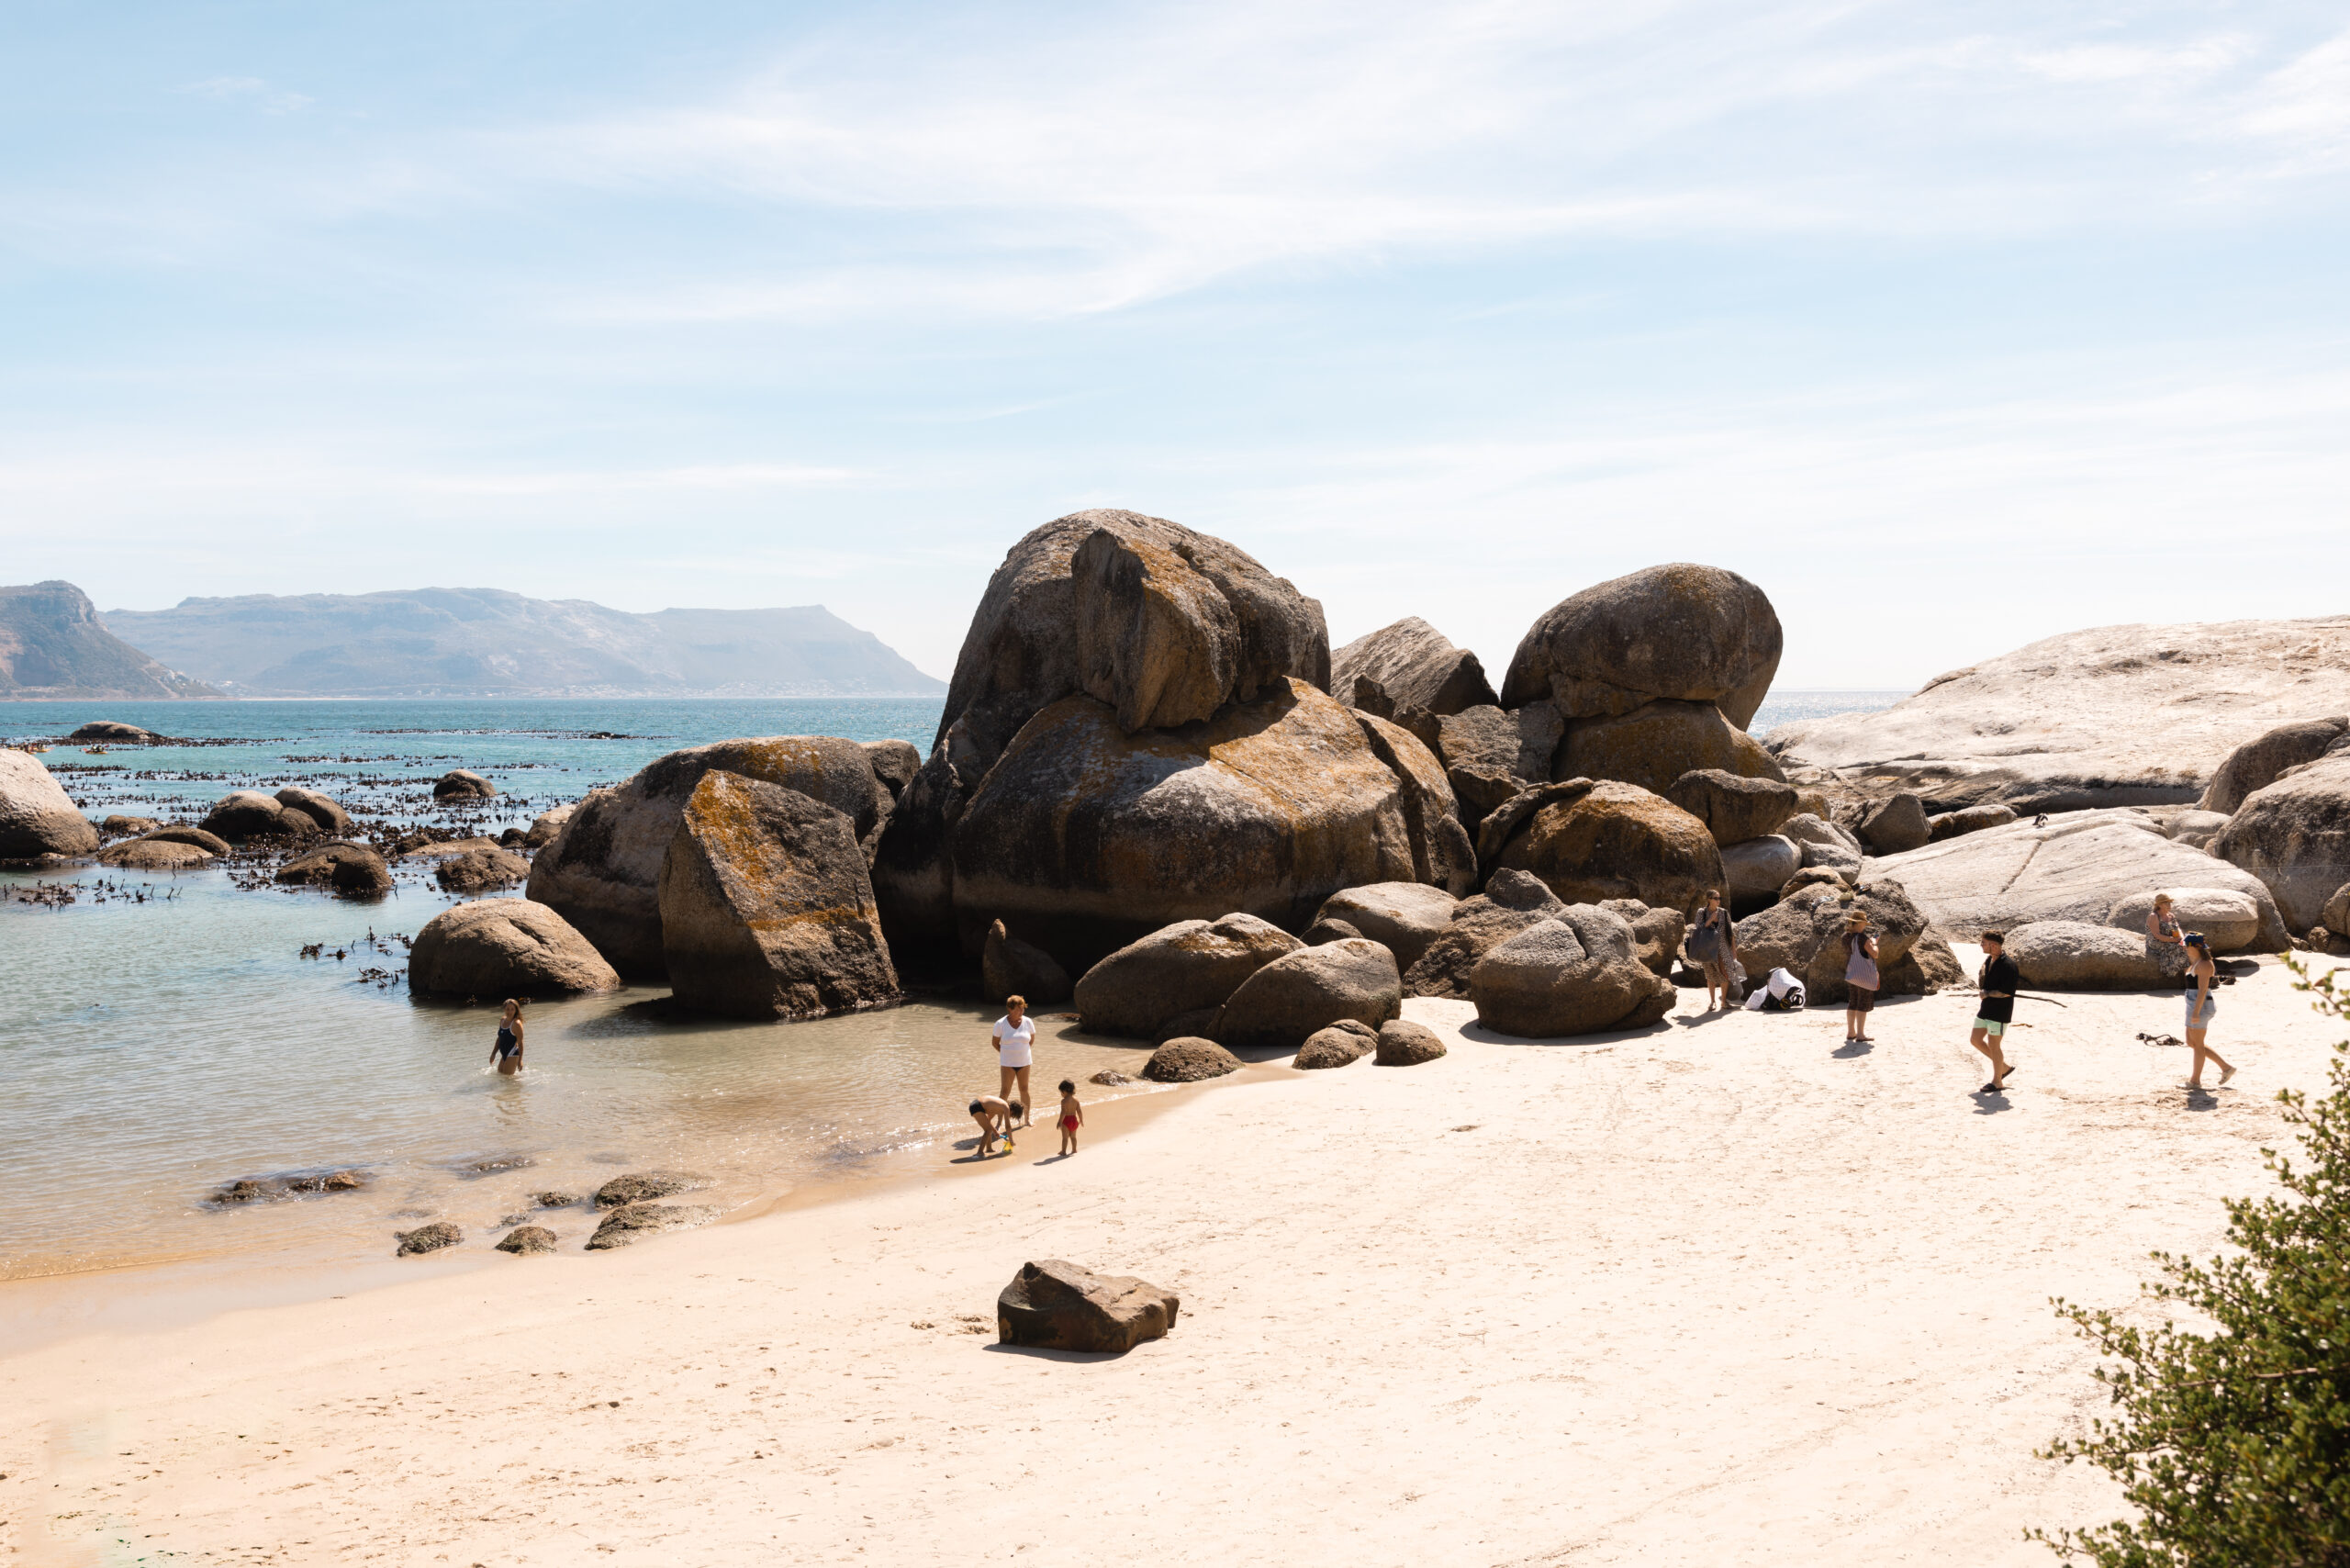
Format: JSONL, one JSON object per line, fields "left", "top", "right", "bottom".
{"left": 1056, "top": 1080, "right": 1084, "bottom": 1156}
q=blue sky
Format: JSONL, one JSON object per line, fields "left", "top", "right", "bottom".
{"left": 4, "top": 2, "right": 2346, "bottom": 689}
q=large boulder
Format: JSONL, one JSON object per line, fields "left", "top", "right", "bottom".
{"left": 982, "top": 919, "right": 1072, "bottom": 1005}
{"left": 0, "top": 750, "right": 99, "bottom": 858}
{"left": 2005, "top": 921, "right": 2168, "bottom": 990}
{"left": 996, "top": 1259, "right": 1180, "bottom": 1353}
{"left": 1142, "top": 1036, "right": 1241, "bottom": 1081}
{"left": 1072, "top": 913, "right": 1302, "bottom": 1037}
{"left": 435, "top": 846, "right": 531, "bottom": 894}
{"left": 1665, "top": 768, "right": 1800, "bottom": 846}
{"left": 1403, "top": 868, "right": 1570, "bottom": 998}
{"left": 1732, "top": 879, "right": 1929, "bottom": 1004}
{"left": 1469, "top": 905, "right": 1678, "bottom": 1036}
{"left": 1329, "top": 617, "right": 1498, "bottom": 717}
{"left": 2106, "top": 888, "right": 2264, "bottom": 954}
{"left": 527, "top": 735, "right": 900, "bottom": 978}
{"left": 1872, "top": 810, "right": 2290, "bottom": 949}
{"left": 1720, "top": 835, "right": 1800, "bottom": 902}
{"left": 1598, "top": 898, "right": 1685, "bottom": 977}
{"left": 862, "top": 739, "right": 923, "bottom": 801}
{"left": 1354, "top": 712, "right": 1477, "bottom": 893}
{"left": 200, "top": 790, "right": 308, "bottom": 843}
{"left": 1500, "top": 564, "right": 1783, "bottom": 729}
{"left": 2199, "top": 716, "right": 2350, "bottom": 815}
{"left": 2212, "top": 754, "right": 2350, "bottom": 932}
{"left": 1434, "top": 703, "right": 1564, "bottom": 788}
{"left": 2165, "top": 809, "right": 2231, "bottom": 849}
{"left": 409, "top": 899, "right": 623, "bottom": 999}
{"left": 432, "top": 769, "right": 497, "bottom": 801}
{"left": 947, "top": 680, "right": 1417, "bottom": 968}
{"left": 1554, "top": 700, "right": 1784, "bottom": 796}
{"left": 656, "top": 771, "right": 900, "bottom": 1020}
{"left": 1214, "top": 938, "right": 1403, "bottom": 1051}
{"left": 274, "top": 788, "right": 353, "bottom": 835}
{"left": 1484, "top": 778, "right": 1724, "bottom": 914}
{"left": 1855, "top": 793, "right": 1931, "bottom": 855}
{"left": 1311, "top": 882, "right": 1460, "bottom": 971}
{"left": 276, "top": 841, "right": 394, "bottom": 898}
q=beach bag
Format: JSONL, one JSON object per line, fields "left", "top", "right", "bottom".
{"left": 1687, "top": 919, "right": 1721, "bottom": 963}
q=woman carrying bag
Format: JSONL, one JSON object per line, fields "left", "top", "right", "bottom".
{"left": 1688, "top": 890, "right": 1740, "bottom": 1011}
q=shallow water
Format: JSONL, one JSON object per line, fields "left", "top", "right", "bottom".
{"left": 0, "top": 690, "right": 1903, "bottom": 1284}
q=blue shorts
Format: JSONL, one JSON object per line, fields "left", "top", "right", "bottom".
{"left": 1974, "top": 1017, "right": 2007, "bottom": 1037}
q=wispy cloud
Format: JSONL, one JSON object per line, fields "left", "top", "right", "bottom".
{"left": 180, "top": 75, "right": 313, "bottom": 114}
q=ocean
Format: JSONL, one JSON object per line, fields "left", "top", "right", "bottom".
{"left": 0, "top": 690, "right": 1905, "bottom": 1286}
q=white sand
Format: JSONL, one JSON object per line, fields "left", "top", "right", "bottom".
{"left": 6, "top": 962, "right": 2345, "bottom": 1567}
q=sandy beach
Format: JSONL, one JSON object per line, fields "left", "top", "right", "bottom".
{"left": 6, "top": 961, "right": 2344, "bottom": 1567}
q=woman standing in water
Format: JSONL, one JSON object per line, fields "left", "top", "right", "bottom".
{"left": 2182, "top": 933, "right": 2234, "bottom": 1091}
{"left": 491, "top": 998, "right": 526, "bottom": 1077}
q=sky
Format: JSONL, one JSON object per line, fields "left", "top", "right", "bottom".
{"left": 3, "top": 2, "right": 2346, "bottom": 691}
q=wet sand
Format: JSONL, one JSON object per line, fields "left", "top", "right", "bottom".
{"left": 6, "top": 961, "right": 2344, "bottom": 1566}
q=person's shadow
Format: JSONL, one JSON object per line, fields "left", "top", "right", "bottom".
{"left": 1970, "top": 1087, "right": 2014, "bottom": 1115}
{"left": 1831, "top": 1038, "right": 1874, "bottom": 1058}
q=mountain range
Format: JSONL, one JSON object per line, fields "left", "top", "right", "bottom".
{"left": 0, "top": 581, "right": 224, "bottom": 700}
{"left": 2, "top": 583, "right": 944, "bottom": 700}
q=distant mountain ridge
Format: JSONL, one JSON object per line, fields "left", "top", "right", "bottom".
{"left": 0, "top": 581, "right": 224, "bottom": 700}
{"left": 94, "top": 588, "right": 945, "bottom": 699}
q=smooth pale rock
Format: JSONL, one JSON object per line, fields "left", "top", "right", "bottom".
{"left": 2004, "top": 921, "right": 2168, "bottom": 990}
{"left": 595, "top": 1170, "right": 711, "bottom": 1208}
{"left": 2106, "top": 889, "right": 2263, "bottom": 954}
{"left": 1486, "top": 778, "right": 1724, "bottom": 915}
{"left": 1856, "top": 793, "right": 1931, "bottom": 855}
{"left": 1720, "top": 835, "right": 1800, "bottom": 901}
{"left": 982, "top": 919, "right": 1071, "bottom": 1006}
{"left": 100, "top": 813, "right": 159, "bottom": 835}
{"left": 1469, "top": 905, "right": 1677, "bottom": 1037}
{"left": 1665, "top": 768, "right": 1800, "bottom": 846}
{"left": 408, "top": 899, "right": 623, "bottom": 999}
{"left": 524, "top": 803, "right": 576, "bottom": 849}
{"left": 277, "top": 841, "right": 394, "bottom": 898}
{"left": 1311, "top": 882, "right": 1460, "bottom": 971}
{"left": 395, "top": 1222, "right": 462, "bottom": 1257}
{"left": 98, "top": 836, "right": 214, "bottom": 870}
{"left": 1403, "top": 869, "right": 1570, "bottom": 999}
{"left": 1141, "top": 1036, "right": 1241, "bottom": 1082}
{"left": 1374, "top": 1018, "right": 1449, "bottom": 1065}
{"left": 1929, "top": 802, "right": 2017, "bottom": 842}
{"left": 1598, "top": 898, "right": 1685, "bottom": 977}
{"left": 1354, "top": 711, "right": 1477, "bottom": 893}
{"left": 1732, "top": 879, "right": 1928, "bottom": 1005}
{"left": 657, "top": 771, "right": 900, "bottom": 1020}
{"left": 1214, "top": 938, "right": 1403, "bottom": 1051}
{"left": 1781, "top": 812, "right": 1862, "bottom": 857}
{"left": 1554, "top": 700, "right": 1784, "bottom": 796}
{"left": 1871, "top": 810, "right": 2290, "bottom": 949}
{"left": 274, "top": 788, "right": 353, "bottom": 835}
{"left": 146, "top": 823, "right": 231, "bottom": 855}
{"left": 529, "top": 734, "right": 899, "bottom": 979}
{"left": 496, "top": 1226, "right": 558, "bottom": 1256}
{"left": 2199, "top": 716, "right": 2350, "bottom": 814}
{"left": 948, "top": 680, "right": 1416, "bottom": 969}
{"left": 1330, "top": 617, "right": 1499, "bottom": 717}
{"left": 1501, "top": 564, "right": 1784, "bottom": 729}
{"left": 2165, "top": 809, "right": 2230, "bottom": 848}
{"left": 433, "top": 769, "right": 497, "bottom": 801}
{"left": 1766, "top": 617, "right": 2350, "bottom": 813}
{"left": 2213, "top": 754, "right": 2350, "bottom": 932}
{"left": 585, "top": 1203, "right": 718, "bottom": 1250}
{"left": 69, "top": 721, "right": 161, "bottom": 743}
{"left": 1072, "top": 913, "right": 1303, "bottom": 1038}
{"left": 434, "top": 846, "right": 530, "bottom": 894}
{"left": 200, "top": 790, "right": 305, "bottom": 843}
{"left": 996, "top": 1259, "right": 1179, "bottom": 1353}
{"left": 1295, "top": 1020, "right": 1377, "bottom": 1069}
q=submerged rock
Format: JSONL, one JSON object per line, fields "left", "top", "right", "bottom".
{"left": 594, "top": 1170, "right": 712, "bottom": 1208}
{"left": 496, "top": 1225, "right": 558, "bottom": 1256}
{"left": 276, "top": 841, "right": 394, "bottom": 898}
{"left": 433, "top": 769, "right": 498, "bottom": 801}
{"left": 395, "top": 1221, "right": 463, "bottom": 1257}
{"left": 0, "top": 750, "right": 99, "bottom": 858}
{"left": 100, "top": 836, "right": 215, "bottom": 870}
{"left": 434, "top": 845, "right": 530, "bottom": 894}
{"left": 585, "top": 1203, "right": 719, "bottom": 1250}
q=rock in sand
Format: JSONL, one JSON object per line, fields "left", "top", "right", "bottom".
{"left": 1214, "top": 938, "right": 1403, "bottom": 1051}
{"left": 2106, "top": 889, "right": 2263, "bottom": 954}
{"left": 1374, "top": 1018, "right": 1449, "bottom": 1065}
{"left": 996, "top": 1259, "right": 1181, "bottom": 1353}
{"left": 2004, "top": 921, "right": 2169, "bottom": 990}
{"left": 1402, "top": 868, "right": 1570, "bottom": 999}
{"left": 1072, "top": 913, "right": 1303, "bottom": 1038}
{"left": 496, "top": 1226, "right": 558, "bottom": 1255}
{"left": 585, "top": 1203, "right": 719, "bottom": 1250}
{"left": 1294, "top": 1021, "right": 1377, "bottom": 1069}
{"left": 1469, "top": 905, "right": 1677, "bottom": 1037}
{"left": 395, "top": 1222, "right": 462, "bottom": 1257}
{"left": 1142, "top": 1037, "right": 1241, "bottom": 1082}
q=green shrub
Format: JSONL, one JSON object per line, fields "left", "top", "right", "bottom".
{"left": 2033, "top": 960, "right": 2350, "bottom": 1565}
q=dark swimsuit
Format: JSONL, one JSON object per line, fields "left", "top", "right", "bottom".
{"left": 494, "top": 1026, "right": 519, "bottom": 1060}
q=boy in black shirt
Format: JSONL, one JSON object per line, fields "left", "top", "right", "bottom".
{"left": 1971, "top": 932, "right": 2021, "bottom": 1093}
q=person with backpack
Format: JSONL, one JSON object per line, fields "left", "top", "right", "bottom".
{"left": 1686, "top": 889, "right": 1740, "bottom": 1010}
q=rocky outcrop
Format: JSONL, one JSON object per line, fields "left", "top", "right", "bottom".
{"left": 435, "top": 846, "right": 530, "bottom": 893}
{"left": 408, "top": 899, "right": 623, "bottom": 999}
{"left": 594, "top": 1170, "right": 712, "bottom": 1207}
{"left": 1554, "top": 700, "right": 1785, "bottom": 795}
{"left": 527, "top": 735, "right": 901, "bottom": 978}
{"left": 656, "top": 771, "right": 900, "bottom": 1020}
{"left": 70, "top": 721, "right": 162, "bottom": 742}
{"left": 1295, "top": 1020, "right": 1376, "bottom": 1069}
{"left": 1929, "top": 802, "right": 2017, "bottom": 842}
{"left": 1869, "top": 810, "right": 2289, "bottom": 949}
{"left": 274, "top": 788, "right": 353, "bottom": 835}
{"left": 200, "top": 790, "right": 311, "bottom": 843}
{"left": 1072, "top": 913, "right": 1303, "bottom": 1038}
{"left": 1469, "top": 905, "right": 1678, "bottom": 1036}
{"left": 1373, "top": 1018, "right": 1449, "bottom": 1065}
{"left": 395, "top": 1222, "right": 462, "bottom": 1257}
{"left": 1310, "top": 883, "right": 1459, "bottom": 971}
{"left": 1214, "top": 938, "right": 1403, "bottom": 1051}
{"left": 585, "top": 1203, "right": 719, "bottom": 1250}
{"left": 1664, "top": 768, "right": 1799, "bottom": 846}
{"left": 523, "top": 803, "right": 575, "bottom": 849}
{"left": 2005, "top": 921, "right": 2168, "bottom": 990}
{"left": 99, "top": 836, "right": 215, "bottom": 869}
{"left": 1142, "top": 1036, "right": 1242, "bottom": 1081}
{"left": 1354, "top": 712, "right": 1477, "bottom": 893}
{"left": 1501, "top": 564, "right": 1783, "bottom": 730}
{"left": 496, "top": 1226, "right": 558, "bottom": 1255}
{"left": 1403, "top": 869, "right": 1569, "bottom": 998}
{"left": 996, "top": 1259, "right": 1180, "bottom": 1353}
{"left": 1732, "top": 879, "right": 1929, "bottom": 1005}
{"left": 1329, "top": 617, "right": 1499, "bottom": 717}
{"left": 433, "top": 769, "right": 498, "bottom": 801}
{"left": 1434, "top": 703, "right": 1564, "bottom": 794}
{"left": 1855, "top": 793, "right": 1930, "bottom": 856}
{"left": 947, "top": 680, "right": 1416, "bottom": 967}
{"left": 276, "top": 841, "right": 394, "bottom": 898}
{"left": 982, "top": 919, "right": 1071, "bottom": 1005}
{"left": 1484, "top": 778, "right": 1723, "bottom": 914}
{"left": 2106, "top": 889, "right": 2263, "bottom": 954}
{"left": 0, "top": 750, "right": 99, "bottom": 858}
{"left": 2212, "top": 755, "right": 2350, "bottom": 932}
{"left": 1719, "top": 835, "right": 1800, "bottom": 902}
{"left": 2199, "top": 716, "right": 2350, "bottom": 814}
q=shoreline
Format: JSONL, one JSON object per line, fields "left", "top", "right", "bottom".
{"left": 7, "top": 977, "right": 2344, "bottom": 1565}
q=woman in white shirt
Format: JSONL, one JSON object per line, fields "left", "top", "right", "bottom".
{"left": 991, "top": 995, "right": 1036, "bottom": 1126}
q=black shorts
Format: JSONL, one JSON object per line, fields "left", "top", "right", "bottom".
{"left": 1847, "top": 985, "right": 1876, "bottom": 1013}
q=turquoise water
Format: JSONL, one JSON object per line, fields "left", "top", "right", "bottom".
{"left": 0, "top": 690, "right": 1902, "bottom": 1285}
